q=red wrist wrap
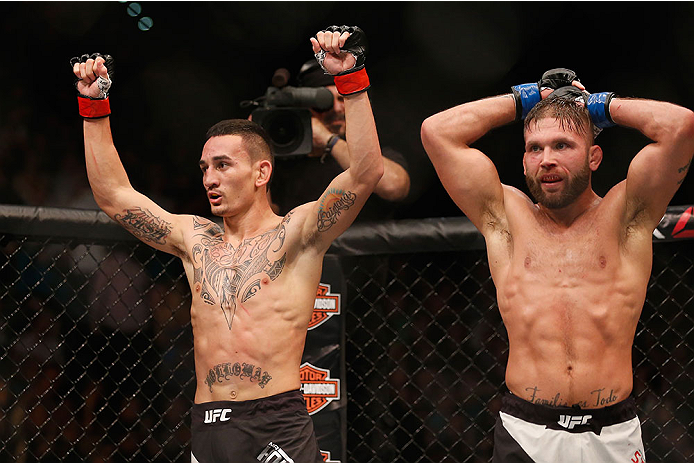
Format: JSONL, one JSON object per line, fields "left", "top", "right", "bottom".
{"left": 78, "top": 95, "right": 111, "bottom": 119}
{"left": 334, "top": 68, "right": 370, "bottom": 96}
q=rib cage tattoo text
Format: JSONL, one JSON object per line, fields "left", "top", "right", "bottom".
{"left": 191, "top": 215, "right": 289, "bottom": 329}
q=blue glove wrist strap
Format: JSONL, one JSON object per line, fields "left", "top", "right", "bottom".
{"left": 512, "top": 83, "right": 541, "bottom": 121}
{"left": 587, "top": 92, "right": 617, "bottom": 129}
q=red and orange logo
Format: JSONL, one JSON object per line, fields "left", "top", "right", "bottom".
{"left": 300, "top": 363, "right": 340, "bottom": 415}
{"left": 308, "top": 283, "right": 341, "bottom": 330}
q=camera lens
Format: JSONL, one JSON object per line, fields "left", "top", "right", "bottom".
{"left": 251, "top": 107, "right": 313, "bottom": 156}
{"left": 266, "top": 110, "right": 304, "bottom": 152}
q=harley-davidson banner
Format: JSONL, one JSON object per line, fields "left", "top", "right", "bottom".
{"left": 301, "top": 255, "right": 346, "bottom": 463}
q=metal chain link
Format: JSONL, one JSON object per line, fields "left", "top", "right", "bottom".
{"left": 1, "top": 236, "right": 692, "bottom": 462}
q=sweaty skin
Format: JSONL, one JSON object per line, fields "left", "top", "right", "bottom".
{"left": 490, "top": 183, "right": 649, "bottom": 408}
{"left": 75, "top": 34, "right": 384, "bottom": 405}
{"left": 183, "top": 210, "right": 323, "bottom": 403}
{"left": 422, "top": 92, "right": 694, "bottom": 409}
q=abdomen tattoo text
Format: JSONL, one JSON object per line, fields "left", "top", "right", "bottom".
{"left": 204, "top": 361, "right": 272, "bottom": 392}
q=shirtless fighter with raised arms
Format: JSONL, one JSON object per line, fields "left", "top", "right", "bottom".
{"left": 421, "top": 69, "right": 693, "bottom": 462}
{"left": 72, "top": 25, "right": 382, "bottom": 463}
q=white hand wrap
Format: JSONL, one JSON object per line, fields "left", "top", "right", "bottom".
{"left": 96, "top": 75, "right": 112, "bottom": 99}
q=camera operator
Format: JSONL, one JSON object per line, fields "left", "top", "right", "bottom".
{"left": 269, "top": 60, "right": 411, "bottom": 221}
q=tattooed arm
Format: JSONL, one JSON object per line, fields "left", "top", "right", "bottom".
{"left": 300, "top": 28, "right": 384, "bottom": 252}
{"left": 300, "top": 92, "right": 384, "bottom": 251}
{"left": 613, "top": 98, "right": 694, "bottom": 229}
{"left": 76, "top": 57, "right": 187, "bottom": 256}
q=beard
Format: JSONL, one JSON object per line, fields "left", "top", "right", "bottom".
{"left": 320, "top": 110, "right": 346, "bottom": 136}
{"left": 525, "top": 162, "right": 591, "bottom": 209}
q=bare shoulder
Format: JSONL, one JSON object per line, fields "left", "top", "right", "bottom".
{"left": 495, "top": 185, "right": 534, "bottom": 230}
{"left": 172, "top": 215, "right": 224, "bottom": 262}
{"left": 503, "top": 185, "right": 533, "bottom": 206}
{"left": 600, "top": 181, "right": 655, "bottom": 245}
{"left": 191, "top": 215, "right": 225, "bottom": 236}
{"left": 278, "top": 201, "right": 324, "bottom": 250}
{"left": 602, "top": 181, "right": 650, "bottom": 228}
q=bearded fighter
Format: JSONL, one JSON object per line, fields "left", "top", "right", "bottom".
{"left": 421, "top": 69, "right": 693, "bottom": 462}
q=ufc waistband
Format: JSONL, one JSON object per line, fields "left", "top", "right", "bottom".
{"left": 494, "top": 393, "right": 646, "bottom": 462}
{"left": 192, "top": 389, "right": 306, "bottom": 427}
{"left": 500, "top": 392, "right": 638, "bottom": 435}
{"left": 191, "top": 389, "right": 321, "bottom": 463}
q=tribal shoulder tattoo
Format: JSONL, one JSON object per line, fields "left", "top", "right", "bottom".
{"left": 190, "top": 214, "right": 291, "bottom": 329}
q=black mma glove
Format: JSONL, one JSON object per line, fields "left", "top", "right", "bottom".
{"left": 70, "top": 53, "right": 114, "bottom": 119}
{"left": 315, "top": 25, "right": 370, "bottom": 96}
{"left": 539, "top": 68, "right": 579, "bottom": 92}
{"left": 512, "top": 67, "right": 580, "bottom": 121}
{"left": 547, "top": 85, "right": 589, "bottom": 104}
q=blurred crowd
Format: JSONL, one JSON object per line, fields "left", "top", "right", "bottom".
{"left": 0, "top": 238, "right": 195, "bottom": 462}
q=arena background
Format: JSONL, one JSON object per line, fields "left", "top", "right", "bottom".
{"left": 0, "top": 2, "right": 692, "bottom": 215}
{"left": 0, "top": 2, "right": 693, "bottom": 463}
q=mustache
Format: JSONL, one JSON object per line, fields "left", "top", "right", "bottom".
{"left": 321, "top": 111, "right": 345, "bottom": 125}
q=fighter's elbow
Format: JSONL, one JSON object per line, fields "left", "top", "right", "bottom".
{"left": 421, "top": 114, "right": 460, "bottom": 159}
{"left": 92, "top": 191, "right": 116, "bottom": 215}
{"left": 372, "top": 159, "right": 385, "bottom": 185}
{"left": 420, "top": 116, "right": 440, "bottom": 153}
{"left": 657, "top": 106, "right": 694, "bottom": 145}
{"left": 363, "top": 157, "right": 385, "bottom": 191}
{"left": 677, "top": 108, "right": 694, "bottom": 141}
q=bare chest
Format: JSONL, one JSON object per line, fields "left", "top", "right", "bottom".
{"left": 503, "top": 207, "right": 622, "bottom": 283}
{"left": 519, "top": 232, "right": 612, "bottom": 281}
{"left": 189, "top": 222, "right": 289, "bottom": 330}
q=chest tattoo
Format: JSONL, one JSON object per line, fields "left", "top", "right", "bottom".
{"left": 191, "top": 215, "right": 290, "bottom": 329}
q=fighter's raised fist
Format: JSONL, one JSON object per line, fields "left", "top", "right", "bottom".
{"left": 311, "top": 25, "right": 367, "bottom": 76}
{"left": 71, "top": 53, "right": 113, "bottom": 99}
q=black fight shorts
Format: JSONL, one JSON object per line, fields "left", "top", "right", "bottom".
{"left": 493, "top": 393, "right": 646, "bottom": 463}
{"left": 191, "top": 389, "right": 322, "bottom": 463}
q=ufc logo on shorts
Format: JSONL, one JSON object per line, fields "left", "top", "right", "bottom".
{"left": 557, "top": 414, "right": 592, "bottom": 429}
{"left": 203, "top": 408, "right": 232, "bottom": 423}
{"left": 257, "top": 442, "right": 294, "bottom": 463}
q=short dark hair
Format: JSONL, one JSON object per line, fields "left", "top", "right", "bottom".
{"left": 524, "top": 97, "right": 596, "bottom": 144}
{"left": 205, "top": 119, "right": 274, "bottom": 188}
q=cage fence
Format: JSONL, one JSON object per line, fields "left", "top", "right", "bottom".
{"left": 0, "top": 205, "right": 692, "bottom": 462}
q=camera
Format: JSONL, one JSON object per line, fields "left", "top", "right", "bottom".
{"left": 244, "top": 69, "right": 333, "bottom": 157}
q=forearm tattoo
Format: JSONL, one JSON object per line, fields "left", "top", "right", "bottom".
{"left": 115, "top": 207, "right": 172, "bottom": 245}
{"left": 204, "top": 362, "right": 272, "bottom": 392}
{"left": 525, "top": 386, "right": 619, "bottom": 408}
{"left": 191, "top": 214, "right": 290, "bottom": 329}
{"left": 317, "top": 188, "right": 357, "bottom": 232}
